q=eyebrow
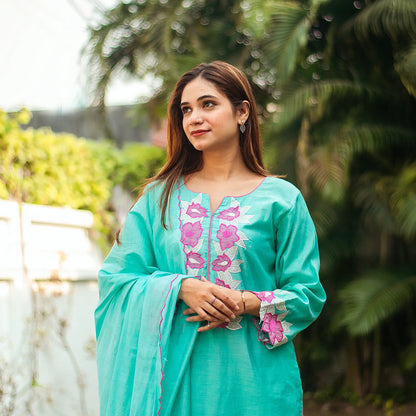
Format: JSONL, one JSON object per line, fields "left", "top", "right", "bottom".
{"left": 180, "top": 94, "right": 218, "bottom": 107}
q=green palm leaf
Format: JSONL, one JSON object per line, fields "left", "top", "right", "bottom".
{"left": 335, "top": 271, "right": 416, "bottom": 336}
{"left": 345, "top": 0, "right": 416, "bottom": 39}
{"left": 395, "top": 42, "right": 416, "bottom": 98}
{"left": 306, "top": 124, "right": 415, "bottom": 201}
{"left": 337, "top": 124, "right": 415, "bottom": 163}
{"left": 353, "top": 173, "right": 397, "bottom": 233}
{"left": 265, "top": 2, "right": 311, "bottom": 84}
{"left": 390, "top": 163, "right": 416, "bottom": 239}
{"left": 273, "top": 79, "right": 374, "bottom": 131}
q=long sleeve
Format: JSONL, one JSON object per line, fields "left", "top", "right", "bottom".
{"left": 251, "top": 192, "right": 326, "bottom": 349}
{"left": 95, "top": 187, "right": 194, "bottom": 416}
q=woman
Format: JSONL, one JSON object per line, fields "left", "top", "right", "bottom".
{"left": 95, "top": 61, "right": 326, "bottom": 416}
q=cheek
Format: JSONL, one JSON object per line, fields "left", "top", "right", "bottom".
{"left": 182, "top": 115, "right": 191, "bottom": 128}
{"left": 182, "top": 117, "right": 188, "bottom": 133}
{"left": 182, "top": 119, "right": 193, "bottom": 141}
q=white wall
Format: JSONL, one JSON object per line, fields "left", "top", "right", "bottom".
{"left": 0, "top": 200, "right": 102, "bottom": 416}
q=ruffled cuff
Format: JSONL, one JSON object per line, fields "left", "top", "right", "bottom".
{"left": 251, "top": 290, "right": 293, "bottom": 349}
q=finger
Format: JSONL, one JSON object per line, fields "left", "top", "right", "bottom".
{"left": 204, "top": 296, "right": 237, "bottom": 320}
{"left": 197, "top": 320, "right": 224, "bottom": 332}
{"left": 213, "top": 290, "right": 240, "bottom": 312}
{"left": 183, "top": 308, "right": 196, "bottom": 316}
{"left": 188, "top": 305, "right": 229, "bottom": 323}
{"left": 203, "top": 303, "right": 233, "bottom": 322}
{"left": 201, "top": 276, "right": 208, "bottom": 282}
{"left": 185, "top": 314, "right": 205, "bottom": 322}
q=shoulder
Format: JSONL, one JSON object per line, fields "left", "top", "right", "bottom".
{"left": 126, "top": 180, "right": 166, "bottom": 217}
{"left": 261, "top": 176, "right": 303, "bottom": 209}
{"left": 259, "top": 178, "right": 314, "bottom": 231}
{"left": 264, "top": 176, "right": 300, "bottom": 194}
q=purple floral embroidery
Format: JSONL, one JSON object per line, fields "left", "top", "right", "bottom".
{"left": 216, "top": 224, "right": 239, "bottom": 250}
{"left": 215, "top": 278, "right": 231, "bottom": 288}
{"left": 212, "top": 254, "right": 232, "bottom": 272}
{"left": 218, "top": 206, "right": 240, "bottom": 221}
{"left": 186, "top": 251, "right": 205, "bottom": 269}
{"left": 261, "top": 313, "right": 284, "bottom": 344}
{"left": 180, "top": 221, "right": 202, "bottom": 247}
{"left": 186, "top": 202, "right": 208, "bottom": 218}
{"left": 256, "top": 291, "right": 275, "bottom": 304}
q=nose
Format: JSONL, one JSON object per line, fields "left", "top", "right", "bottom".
{"left": 188, "top": 109, "right": 203, "bottom": 125}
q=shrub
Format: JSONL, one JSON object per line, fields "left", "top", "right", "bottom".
{"left": 0, "top": 109, "right": 166, "bottom": 250}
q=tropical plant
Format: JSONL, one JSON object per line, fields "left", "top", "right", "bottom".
{"left": 85, "top": 0, "right": 416, "bottom": 399}
{"left": 84, "top": 0, "right": 259, "bottom": 122}
{"left": 245, "top": 0, "right": 416, "bottom": 397}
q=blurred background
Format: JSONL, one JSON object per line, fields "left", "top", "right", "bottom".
{"left": 1, "top": 1, "right": 415, "bottom": 415}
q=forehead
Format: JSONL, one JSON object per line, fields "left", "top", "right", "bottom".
{"left": 181, "top": 76, "right": 228, "bottom": 102}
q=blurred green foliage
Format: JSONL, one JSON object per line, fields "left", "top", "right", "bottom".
{"left": 0, "top": 109, "right": 113, "bottom": 238}
{"left": 87, "top": 140, "right": 166, "bottom": 194}
{"left": 0, "top": 109, "right": 166, "bottom": 250}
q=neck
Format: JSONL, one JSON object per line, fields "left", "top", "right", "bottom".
{"left": 199, "top": 146, "right": 248, "bottom": 181}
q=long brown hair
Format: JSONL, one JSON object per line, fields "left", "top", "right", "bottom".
{"left": 132, "top": 61, "right": 267, "bottom": 231}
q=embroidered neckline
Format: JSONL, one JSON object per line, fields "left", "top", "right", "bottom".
{"left": 177, "top": 183, "right": 254, "bottom": 330}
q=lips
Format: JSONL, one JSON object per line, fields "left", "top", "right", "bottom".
{"left": 190, "top": 129, "right": 209, "bottom": 137}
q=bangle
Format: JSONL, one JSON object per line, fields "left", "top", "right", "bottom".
{"left": 240, "top": 290, "right": 246, "bottom": 313}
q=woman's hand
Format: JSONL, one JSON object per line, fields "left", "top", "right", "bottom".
{"left": 181, "top": 278, "right": 262, "bottom": 332}
{"left": 178, "top": 277, "right": 240, "bottom": 331}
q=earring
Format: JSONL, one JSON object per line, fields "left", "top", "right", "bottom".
{"left": 239, "top": 121, "right": 246, "bottom": 134}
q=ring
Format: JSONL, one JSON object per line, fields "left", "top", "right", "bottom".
{"left": 210, "top": 297, "right": 216, "bottom": 305}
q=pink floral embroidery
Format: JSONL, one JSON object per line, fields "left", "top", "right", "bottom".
{"left": 218, "top": 206, "right": 240, "bottom": 221}
{"left": 186, "top": 203, "right": 208, "bottom": 218}
{"left": 216, "top": 224, "right": 239, "bottom": 250}
{"left": 180, "top": 221, "right": 202, "bottom": 247}
{"left": 215, "top": 278, "right": 231, "bottom": 288}
{"left": 212, "top": 254, "right": 232, "bottom": 272}
{"left": 261, "top": 313, "right": 284, "bottom": 344}
{"left": 252, "top": 318, "right": 270, "bottom": 345}
{"left": 256, "top": 291, "right": 275, "bottom": 304}
{"left": 186, "top": 251, "right": 205, "bottom": 269}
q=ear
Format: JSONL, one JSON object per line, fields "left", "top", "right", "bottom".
{"left": 237, "top": 100, "right": 250, "bottom": 122}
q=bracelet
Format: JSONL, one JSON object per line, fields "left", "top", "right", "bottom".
{"left": 240, "top": 290, "right": 246, "bottom": 313}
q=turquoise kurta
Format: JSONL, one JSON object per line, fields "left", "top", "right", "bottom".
{"left": 95, "top": 176, "right": 326, "bottom": 416}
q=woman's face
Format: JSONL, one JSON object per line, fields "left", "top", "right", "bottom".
{"left": 180, "top": 76, "right": 245, "bottom": 153}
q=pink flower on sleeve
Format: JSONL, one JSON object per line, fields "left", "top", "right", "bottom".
{"left": 261, "top": 313, "right": 284, "bottom": 344}
{"left": 212, "top": 254, "right": 232, "bottom": 272}
{"left": 256, "top": 291, "right": 275, "bottom": 304}
{"left": 180, "top": 221, "right": 203, "bottom": 247}
{"left": 216, "top": 224, "right": 239, "bottom": 250}
{"left": 218, "top": 206, "right": 240, "bottom": 221}
{"left": 186, "top": 203, "right": 208, "bottom": 218}
{"left": 186, "top": 251, "right": 205, "bottom": 269}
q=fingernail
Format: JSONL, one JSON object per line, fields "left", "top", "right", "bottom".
{"left": 231, "top": 314, "right": 236, "bottom": 319}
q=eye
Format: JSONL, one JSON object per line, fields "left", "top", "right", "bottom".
{"left": 181, "top": 106, "right": 191, "bottom": 114}
{"left": 203, "top": 100, "right": 215, "bottom": 109}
